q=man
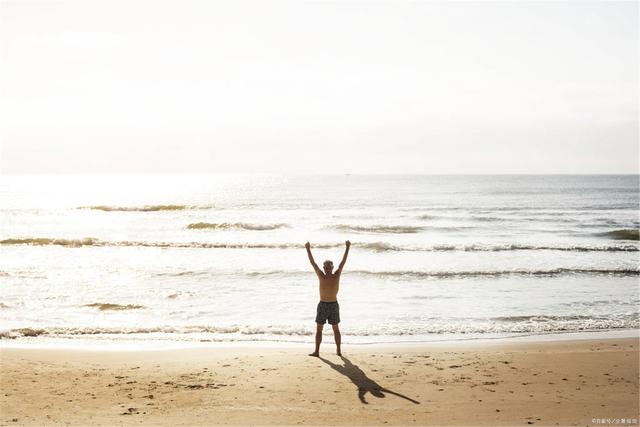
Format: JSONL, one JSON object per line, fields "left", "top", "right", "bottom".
{"left": 305, "top": 240, "right": 350, "bottom": 357}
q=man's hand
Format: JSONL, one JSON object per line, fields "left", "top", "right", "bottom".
{"left": 305, "top": 242, "right": 311, "bottom": 250}
{"left": 345, "top": 240, "right": 351, "bottom": 248}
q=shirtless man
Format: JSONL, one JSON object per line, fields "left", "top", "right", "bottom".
{"left": 305, "top": 240, "right": 350, "bottom": 357}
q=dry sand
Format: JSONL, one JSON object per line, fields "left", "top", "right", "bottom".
{"left": 1, "top": 337, "right": 638, "bottom": 426}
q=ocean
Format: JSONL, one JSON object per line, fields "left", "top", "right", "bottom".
{"left": 1, "top": 174, "right": 638, "bottom": 347}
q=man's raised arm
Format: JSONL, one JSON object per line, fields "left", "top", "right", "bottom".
{"left": 305, "top": 242, "right": 323, "bottom": 276}
{"left": 335, "top": 240, "right": 351, "bottom": 274}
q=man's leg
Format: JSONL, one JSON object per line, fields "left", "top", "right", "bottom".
{"left": 309, "top": 323, "right": 323, "bottom": 357}
{"left": 332, "top": 323, "right": 341, "bottom": 356}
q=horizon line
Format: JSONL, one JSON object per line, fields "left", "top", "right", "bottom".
{"left": 1, "top": 172, "right": 638, "bottom": 176}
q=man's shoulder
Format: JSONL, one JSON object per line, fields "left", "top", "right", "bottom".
{"left": 322, "top": 272, "right": 340, "bottom": 281}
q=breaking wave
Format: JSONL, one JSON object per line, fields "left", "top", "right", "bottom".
{"left": 418, "top": 214, "right": 501, "bottom": 222}
{"left": 330, "top": 224, "right": 473, "bottom": 234}
{"left": 492, "top": 314, "right": 595, "bottom": 322}
{"left": 0, "top": 238, "right": 310, "bottom": 249}
{"left": 355, "top": 242, "right": 640, "bottom": 253}
{"left": 187, "top": 222, "right": 288, "bottom": 231}
{"left": 0, "top": 325, "right": 314, "bottom": 339}
{"left": 1, "top": 238, "right": 637, "bottom": 252}
{"left": 351, "top": 268, "right": 639, "bottom": 278}
{"left": 81, "top": 204, "right": 211, "bottom": 212}
{"left": 331, "top": 224, "right": 424, "bottom": 233}
{"left": 152, "top": 267, "right": 638, "bottom": 280}
{"left": 1, "top": 238, "right": 102, "bottom": 247}
{"left": 249, "top": 268, "right": 637, "bottom": 279}
{"left": 601, "top": 229, "right": 640, "bottom": 241}
{"left": 421, "top": 243, "right": 640, "bottom": 252}
{"left": 2, "top": 315, "right": 638, "bottom": 340}
{"left": 84, "top": 303, "right": 145, "bottom": 311}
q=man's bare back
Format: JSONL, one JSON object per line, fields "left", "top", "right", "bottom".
{"left": 305, "top": 240, "right": 350, "bottom": 356}
{"left": 318, "top": 270, "right": 340, "bottom": 301}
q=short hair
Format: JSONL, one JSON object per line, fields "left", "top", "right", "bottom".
{"left": 323, "top": 260, "right": 334, "bottom": 270}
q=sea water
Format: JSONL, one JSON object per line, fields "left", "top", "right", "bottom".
{"left": 1, "top": 174, "right": 638, "bottom": 346}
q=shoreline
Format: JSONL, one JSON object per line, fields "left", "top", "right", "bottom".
{"left": 1, "top": 328, "right": 637, "bottom": 352}
{"left": 2, "top": 336, "right": 638, "bottom": 426}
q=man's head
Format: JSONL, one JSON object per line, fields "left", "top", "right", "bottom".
{"left": 323, "top": 260, "right": 334, "bottom": 274}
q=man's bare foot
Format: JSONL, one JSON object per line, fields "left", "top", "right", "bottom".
{"left": 337, "top": 351, "right": 342, "bottom": 356}
{"left": 308, "top": 352, "right": 319, "bottom": 357}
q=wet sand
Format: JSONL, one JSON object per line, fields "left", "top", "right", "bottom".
{"left": 1, "top": 337, "right": 638, "bottom": 426}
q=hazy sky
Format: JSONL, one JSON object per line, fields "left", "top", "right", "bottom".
{"left": 1, "top": 1, "right": 638, "bottom": 174}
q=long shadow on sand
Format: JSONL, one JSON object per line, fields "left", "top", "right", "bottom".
{"left": 319, "top": 356, "right": 420, "bottom": 405}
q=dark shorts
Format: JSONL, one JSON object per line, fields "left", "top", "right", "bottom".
{"left": 316, "top": 301, "right": 340, "bottom": 325}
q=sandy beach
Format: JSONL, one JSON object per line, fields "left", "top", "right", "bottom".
{"left": 1, "top": 337, "right": 637, "bottom": 426}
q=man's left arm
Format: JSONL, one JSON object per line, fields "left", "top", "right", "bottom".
{"left": 335, "top": 240, "right": 351, "bottom": 274}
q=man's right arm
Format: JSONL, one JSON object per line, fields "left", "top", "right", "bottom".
{"left": 305, "top": 242, "right": 323, "bottom": 277}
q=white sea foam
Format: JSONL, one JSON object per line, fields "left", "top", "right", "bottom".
{"left": 2, "top": 314, "right": 638, "bottom": 341}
